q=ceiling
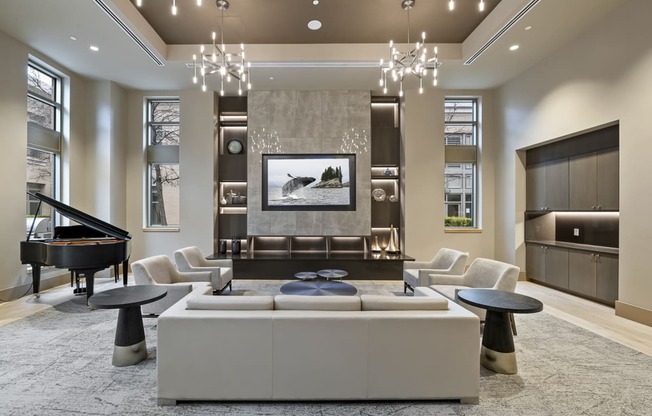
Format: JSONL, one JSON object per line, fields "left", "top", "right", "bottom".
{"left": 0, "top": 0, "right": 628, "bottom": 95}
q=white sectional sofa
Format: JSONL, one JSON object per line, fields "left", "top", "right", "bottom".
{"left": 157, "top": 287, "right": 481, "bottom": 405}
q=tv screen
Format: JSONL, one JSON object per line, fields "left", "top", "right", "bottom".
{"left": 262, "top": 154, "right": 356, "bottom": 211}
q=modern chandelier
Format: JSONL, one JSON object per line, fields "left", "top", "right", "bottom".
{"left": 380, "top": 0, "right": 441, "bottom": 96}
{"left": 191, "top": 0, "right": 251, "bottom": 95}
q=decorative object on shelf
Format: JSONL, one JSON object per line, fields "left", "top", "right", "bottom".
{"left": 389, "top": 194, "right": 398, "bottom": 203}
{"left": 227, "top": 190, "right": 237, "bottom": 204}
{"left": 249, "top": 128, "right": 282, "bottom": 155}
{"left": 226, "top": 139, "right": 243, "bottom": 154}
{"left": 218, "top": 240, "right": 227, "bottom": 254}
{"left": 231, "top": 236, "right": 241, "bottom": 255}
{"left": 383, "top": 168, "right": 393, "bottom": 177}
{"left": 379, "top": 0, "right": 442, "bottom": 96}
{"left": 372, "top": 188, "right": 386, "bottom": 202}
{"left": 386, "top": 224, "right": 400, "bottom": 254}
{"left": 191, "top": 0, "right": 251, "bottom": 96}
{"left": 220, "top": 195, "right": 228, "bottom": 205}
{"left": 339, "top": 128, "right": 369, "bottom": 154}
{"left": 371, "top": 235, "right": 382, "bottom": 252}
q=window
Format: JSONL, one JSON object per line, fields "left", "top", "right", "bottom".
{"left": 26, "top": 64, "right": 61, "bottom": 235}
{"left": 146, "top": 99, "right": 180, "bottom": 227}
{"left": 444, "top": 99, "right": 478, "bottom": 228}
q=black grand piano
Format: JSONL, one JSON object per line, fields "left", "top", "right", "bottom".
{"left": 21, "top": 192, "right": 131, "bottom": 302}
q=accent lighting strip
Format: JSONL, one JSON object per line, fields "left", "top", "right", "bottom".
{"left": 93, "top": 0, "right": 164, "bottom": 66}
{"left": 464, "top": 0, "right": 541, "bottom": 65}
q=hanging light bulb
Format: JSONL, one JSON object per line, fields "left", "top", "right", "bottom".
{"left": 449, "top": 0, "right": 455, "bottom": 11}
{"left": 197, "top": 0, "right": 203, "bottom": 5}
{"left": 479, "top": 0, "right": 485, "bottom": 12}
{"left": 136, "top": 0, "right": 142, "bottom": 6}
{"left": 171, "top": 0, "right": 177, "bottom": 15}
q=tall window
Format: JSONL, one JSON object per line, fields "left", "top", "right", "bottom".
{"left": 26, "top": 63, "right": 61, "bottom": 236}
{"left": 146, "top": 99, "right": 180, "bottom": 227}
{"left": 444, "top": 99, "right": 478, "bottom": 228}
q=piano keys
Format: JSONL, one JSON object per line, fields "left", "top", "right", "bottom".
{"left": 21, "top": 192, "right": 131, "bottom": 302}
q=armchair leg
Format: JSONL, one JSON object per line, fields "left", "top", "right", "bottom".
{"left": 229, "top": 280, "right": 232, "bottom": 291}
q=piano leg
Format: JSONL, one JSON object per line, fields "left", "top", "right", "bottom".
{"left": 122, "top": 259, "right": 129, "bottom": 286}
{"left": 31, "top": 264, "right": 41, "bottom": 298}
{"left": 86, "top": 273, "right": 95, "bottom": 304}
{"left": 114, "top": 264, "right": 119, "bottom": 284}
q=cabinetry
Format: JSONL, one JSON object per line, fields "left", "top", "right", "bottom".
{"left": 569, "top": 149, "right": 619, "bottom": 210}
{"left": 568, "top": 250, "right": 618, "bottom": 303}
{"left": 525, "top": 244, "right": 569, "bottom": 288}
{"left": 216, "top": 97, "right": 247, "bottom": 252}
{"left": 370, "top": 97, "right": 401, "bottom": 249}
{"left": 526, "top": 159, "right": 569, "bottom": 211}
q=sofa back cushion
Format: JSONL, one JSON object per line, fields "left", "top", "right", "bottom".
{"left": 186, "top": 295, "right": 274, "bottom": 310}
{"left": 360, "top": 294, "right": 448, "bottom": 311}
{"left": 274, "top": 295, "right": 361, "bottom": 311}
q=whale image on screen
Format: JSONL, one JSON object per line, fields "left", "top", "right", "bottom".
{"left": 262, "top": 154, "right": 356, "bottom": 211}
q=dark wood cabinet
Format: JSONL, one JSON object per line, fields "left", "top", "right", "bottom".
{"left": 570, "top": 149, "right": 619, "bottom": 210}
{"left": 525, "top": 244, "right": 568, "bottom": 288}
{"left": 596, "top": 253, "right": 619, "bottom": 304}
{"left": 526, "top": 159, "right": 569, "bottom": 210}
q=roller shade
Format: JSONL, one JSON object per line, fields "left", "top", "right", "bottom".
{"left": 27, "top": 122, "right": 61, "bottom": 152}
{"left": 445, "top": 145, "right": 476, "bottom": 163}
{"left": 147, "top": 145, "right": 179, "bottom": 164}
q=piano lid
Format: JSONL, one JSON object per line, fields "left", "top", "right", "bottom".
{"left": 28, "top": 192, "right": 131, "bottom": 240}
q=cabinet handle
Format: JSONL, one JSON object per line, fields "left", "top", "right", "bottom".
{"left": 591, "top": 205, "right": 596, "bottom": 210}
{"left": 591, "top": 253, "right": 595, "bottom": 262}
{"left": 597, "top": 205, "right": 602, "bottom": 210}
{"left": 596, "top": 254, "right": 600, "bottom": 262}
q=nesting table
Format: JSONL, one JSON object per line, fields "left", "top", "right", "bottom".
{"left": 88, "top": 285, "right": 167, "bottom": 367}
{"left": 280, "top": 269, "right": 357, "bottom": 296}
{"left": 457, "top": 289, "right": 543, "bottom": 374}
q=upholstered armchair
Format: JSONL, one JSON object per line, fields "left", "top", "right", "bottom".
{"left": 403, "top": 248, "right": 469, "bottom": 293}
{"left": 427, "top": 257, "right": 520, "bottom": 333}
{"left": 173, "top": 246, "right": 233, "bottom": 293}
{"left": 131, "top": 255, "right": 213, "bottom": 315}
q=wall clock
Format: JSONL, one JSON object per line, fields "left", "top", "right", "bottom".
{"left": 226, "top": 139, "right": 243, "bottom": 154}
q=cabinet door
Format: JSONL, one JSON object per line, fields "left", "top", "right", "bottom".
{"left": 545, "top": 246, "right": 569, "bottom": 289}
{"left": 569, "top": 154, "right": 597, "bottom": 210}
{"left": 526, "top": 244, "right": 546, "bottom": 282}
{"left": 526, "top": 164, "right": 546, "bottom": 210}
{"left": 568, "top": 250, "right": 596, "bottom": 297}
{"left": 596, "top": 254, "right": 618, "bottom": 304}
{"left": 544, "top": 159, "right": 569, "bottom": 210}
{"left": 596, "top": 149, "right": 619, "bottom": 210}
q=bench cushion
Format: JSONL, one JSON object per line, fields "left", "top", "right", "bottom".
{"left": 186, "top": 295, "right": 274, "bottom": 310}
{"left": 274, "top": 295, "right": 361, "bottom": 311}
{"left": 360, "top": 294, "right": 448, "bottom": 311}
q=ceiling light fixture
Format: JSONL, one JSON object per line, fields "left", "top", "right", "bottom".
{"left": 307, "top": 20, "right": 322, "bottom": 30}
{"left": 191, "top": 0, "right": 251, "bottom": 96}
{"left": 90, "top": 45, "right": 99, "bottom": 51}
{"left": 509, "top": 44, "right": 519, "bottom": 51}
{"left": 479, "top": 0, "right": 485, "bottom": 12}
{"left": 313, "top": 0, "right": 319, "bottom": 4}
{"left": 134, "top": 0, "right": 202, "bottom": 15}
{"left": 379, "top": 0, "right": 441, "bottom": 96}
{"left": 449, "top": 0, "right": 455, "bottom": 11}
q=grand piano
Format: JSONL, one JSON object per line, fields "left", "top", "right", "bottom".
{"left": 21, "top": 192, "right": 131, "bottom": 302}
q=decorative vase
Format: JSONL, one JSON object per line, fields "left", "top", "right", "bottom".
{"left": 218, "top": 240, "right": 227, "bottom": 254}
{"left": 386, "top": 224, "right": 400, "bottom": 254}
{"left": 371, "top": 235, "right": 382, "bottom": 252}
{"left": 231, "top": 238, "right": 241, "bottom": 255}
{"left": 220, "top": 195, "right": 227, "bottom": 205}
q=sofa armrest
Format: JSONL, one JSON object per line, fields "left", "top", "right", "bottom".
{"left": 427, "top": 273, "right": 464, "bottom": 286}
{"left": 407, "top": 260, "right": 434, "bottom": 270}
{"left": 176, "top": 270, "right": 212, "bottom": 283}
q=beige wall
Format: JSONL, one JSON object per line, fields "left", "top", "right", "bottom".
{"left": 495, "top": 0, "right": 652, "bottom": 320}
{"left": 403, "top": 88, "right": 496, "bottom": 262}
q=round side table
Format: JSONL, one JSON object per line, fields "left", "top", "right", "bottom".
{"left": 457, "top": 289, "right": 543, "bottom": 374}
{"left": 89, "top": 285, "right": 167, "bottom": 367}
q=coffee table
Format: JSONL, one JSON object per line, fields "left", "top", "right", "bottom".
{"left": 457, "top": 289, "right": 543, "bottom": 374}
{"left": 280, "top": 270, "right": 357, "bottom": 296}
{"left": 88, "top": 285, "right": 167, "bottom": 367}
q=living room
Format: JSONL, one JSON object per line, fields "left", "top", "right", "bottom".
{"left": 2, "top": 0, "right": 652, "bottom": 414}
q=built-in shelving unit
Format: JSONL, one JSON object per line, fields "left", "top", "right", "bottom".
{"left": 371, "top": 97, "right": 401, "bottom": 250}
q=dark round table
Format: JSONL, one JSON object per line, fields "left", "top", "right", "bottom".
{"left": 89, "top": 285, "right": 167, "bottom": 367}
{"left": 457, "top": 289, "right": 543, "bottom": 374}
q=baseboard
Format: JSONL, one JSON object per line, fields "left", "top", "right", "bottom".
{"left": 0, "top": 271, "right": 69, "bottom": 302}
{"left": 615, "top": 300, "right": 652, "bottom": 328}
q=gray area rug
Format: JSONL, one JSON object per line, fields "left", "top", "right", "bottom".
{"left": 1, "top": 280, "right": 651, "bottom": 416}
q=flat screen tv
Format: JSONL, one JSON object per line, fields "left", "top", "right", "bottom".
{"left": 262, "top": 153, "right": 356, "bottom": 211}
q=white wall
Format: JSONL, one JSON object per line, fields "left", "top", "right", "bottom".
{"left": 125, "top": 89, "right": 215, "bottom": 262}
{"left": 403, "top": 88, "right": 496, "bottom": 262}
{"left": 495, "top": 0, "right": 652, "bottom": 321}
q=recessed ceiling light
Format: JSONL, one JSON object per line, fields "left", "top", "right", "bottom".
{"left": 90, "top": 45, "right": 99, "bottom": 52}
{"left": 69, "top": 36, "right": 77, "bottom": 41}
{"left": 313, "top": 0, "right": 319, "bottom": 4}
{"left": 269, "top": 77, "right": 274, "bottom": 80}
{"left": 525, "top": 25, "right": 533, "bottom": 31}
{"left": 509, "top": 44, "right": 520, "bottom": 51}
{"left": 307, "top": 20, "right": 322, "bottom": 30}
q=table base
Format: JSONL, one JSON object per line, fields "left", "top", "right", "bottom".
{"left": 480, "top": 346, "right": 517, "bottom": 374}
{"left": 113, "top": 339, "right": 148, "bottom": 367}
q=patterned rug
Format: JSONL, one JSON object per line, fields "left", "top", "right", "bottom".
{"left": 0, "top": 280, "right": 651, "bottom": 416}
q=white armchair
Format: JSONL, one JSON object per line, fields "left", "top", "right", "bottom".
{"left": 403, "top": 248, "right": 469, "bottom": 293}
{"left": 131, "top": 255, "right": 212, "bottom": 315}
{"left": 427, "top": 257, "right": 520, "bottom": 333}
{"left": 173, "top": 246, "right": 233, "bottom": 293}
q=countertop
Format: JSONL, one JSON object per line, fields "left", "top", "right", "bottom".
{"left": 525, "top": 240, "right": 619, "bottom": 255}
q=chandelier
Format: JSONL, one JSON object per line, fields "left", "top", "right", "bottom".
{"left": 191, "top": 0, "right": 251, "bottom": 95}
{"left": 380, "top": 0, "right": 441, "bottom": 96}
{"left": 249, "top": 128, "right": 281, "bottom": 155}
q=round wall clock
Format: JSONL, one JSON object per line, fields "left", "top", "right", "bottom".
{"left": 226, "top": 139, "right": 243, "bottom": 154}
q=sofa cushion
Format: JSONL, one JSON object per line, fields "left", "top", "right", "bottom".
{"left": 360, "top": 294, "right": 448, "bottom": 311}
{"left": 274, "top": 295, "right": 361, "bottom": 311}
{"left": 186, "top": 295, "right": 274, "bottom": 310}
{"left": 429, "top": 285, "right": 469, "bottom": 301}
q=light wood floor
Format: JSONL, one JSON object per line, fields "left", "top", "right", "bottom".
{"left": 2, "top": 278, "right": 652, "bottom": 356}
